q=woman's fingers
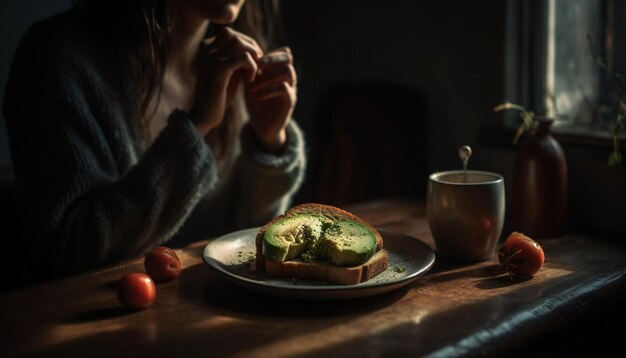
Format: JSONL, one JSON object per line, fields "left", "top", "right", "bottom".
{"left": 249, "top": 47, "right": 296, "bottom": 92}
{"left": 257, "top": 47, "right": 293, "bottom": 67}
{"left": 205, "top": 27, "right": 263, "bottom": 58}
{"left": 214, "top": 35, "right": 263, "bottom": 59}
{"left": 244, "top": 46, "right": 298, "bottom": 150}
{"left": 200, "top": 34, "right": 261, "bottom": 82}
{"left": 235, "top": 31, "right": 266, "bottom": 54}
{"left": 204, "top": 27, "right": 234, "bottom": 52}
{"left": 249, "top": 64, "right": 296, "bottom": 92}
{"left": 257, "top": 52, "right": 291, "bottom": 66}
{"left": 253, "top": 81, "right": 295, "bottom": 102}
{"left": 222, "top": 51, "right": 258, "bottom": 83}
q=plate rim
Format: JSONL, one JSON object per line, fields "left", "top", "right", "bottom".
{"left": 202, "top": 227, "right": 435, "bottom": 296}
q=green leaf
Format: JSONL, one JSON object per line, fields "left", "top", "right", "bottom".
{"left": 513, "top": 125, "right": 525, "bottom": 145}
{"left": 494, "top": 102, "right": 537, "bottom": 144}
{"left": 494, "top": 102, "right": 528, "bottom": 114}
{"left": 608, "top": 151, "right": 622, "bottom": 166}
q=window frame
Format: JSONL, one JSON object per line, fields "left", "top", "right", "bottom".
{"left": 503, "top": 0, "right": 625, "bottom": 149}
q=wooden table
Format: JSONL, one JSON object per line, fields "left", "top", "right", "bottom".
{"left": 1, "top": 199, "right": 625, "bottom": 357}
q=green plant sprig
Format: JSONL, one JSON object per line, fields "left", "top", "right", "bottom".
{"left": 587, "top": 34, "right": 625, "bottom": 166}
{"left": 608, "top": 101, "right": 625, "bottom": 166}
{"left": 494, "top": 102, "right": 538, "bottom": 144}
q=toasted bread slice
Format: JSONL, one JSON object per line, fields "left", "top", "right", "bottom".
{"left": 256, "top": 203, "right": 388, "bottom": 285}
{"left": 264, "top": 249, "right": 389, "bottom": 285}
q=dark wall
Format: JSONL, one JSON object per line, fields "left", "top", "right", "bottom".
{"left": 282, "top": 1, "right": 507, "bottom": 202}
{"left": 0, "top": 0, "right": 72, "bottom": 167}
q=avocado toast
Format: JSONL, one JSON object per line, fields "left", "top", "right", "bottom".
{"left": 255, "top": 204, "right": 389, "bottom": 285}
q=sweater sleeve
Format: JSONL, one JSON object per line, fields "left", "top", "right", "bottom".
{"left": 3, "top": 22, "right": 218, "bottom": 280}
{"left": 234, "top": 120, "right": 307, "bottom": 227}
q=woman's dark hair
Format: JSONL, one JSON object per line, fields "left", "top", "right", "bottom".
{"left": 72, "top": 0, "right": 281, "bottom": 142}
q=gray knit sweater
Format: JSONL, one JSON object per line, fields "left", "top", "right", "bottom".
{"left": 3, "top": 10, "right": 306, "bottom": 282}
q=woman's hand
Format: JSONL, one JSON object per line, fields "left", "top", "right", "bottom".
{"left": 191, "top": 27, "right": 263, "bottom": 136}
{"left": 245, "top": 47, "right": 297, "bottom": 153}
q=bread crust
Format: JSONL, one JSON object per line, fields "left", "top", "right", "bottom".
{"left": 256, "top": 203, "right": 388, "bottom": 284}
{"left": 264, "top": 249, "right": 389, "bottom": 285}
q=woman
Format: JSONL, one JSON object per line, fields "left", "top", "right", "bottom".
{"left": 3, "top": 0, "right": 305, "bottom": 284}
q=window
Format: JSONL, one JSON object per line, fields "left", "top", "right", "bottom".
{"left": 548, "top": 0, "right": 602, "bottom": 123}
{"left": 505, "top": 0, "right": 625, "bottom": 139}
{"left": 550, "top": 0, "right": 625, "bottom": 132}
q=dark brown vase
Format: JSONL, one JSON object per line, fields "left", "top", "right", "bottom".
{"left": 512, "top": 118, "right": 568, "bottom": 238}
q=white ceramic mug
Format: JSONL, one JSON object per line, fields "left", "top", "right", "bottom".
{"left": 427, "top": 170, "right": 505, "bottom": 261}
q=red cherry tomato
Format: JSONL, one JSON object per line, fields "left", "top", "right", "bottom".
{"left": 117, "top": 272, "right": 156, "bottom": 309}
{"left": 497, "top": 232, "right": 545, "bottom": 279}
{"left": 144, "top": 246, "right": 181, "bottom": 282}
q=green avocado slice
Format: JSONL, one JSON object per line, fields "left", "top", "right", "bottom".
{"left": 323, "top": 220, "right": 377, "bottom": 266}
{"left": 263, "top": 215, "right": 378, "bottom": 267}
{"left": 262, "top": 215, "right": 326, "bottom": 261}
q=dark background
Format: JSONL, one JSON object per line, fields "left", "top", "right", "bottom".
{"left": 282, "top": 1, "right": 507, "bottom": 205}
{"left": 0, "top": 0, "right": 508, "bottom": 198}
{"left": 0, "top": 0, "right": 72, "bottom": 166}
{"left": 1, "top": 0, "right": 624, "bottom": 236}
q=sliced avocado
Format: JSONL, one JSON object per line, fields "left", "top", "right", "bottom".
{"left": 322, "top": 220, "right": 377, "bottom": 266}
{"left": 262, "top": 215, "right": 327, "bottom": 261}
{"left": 263, "top": 215, "right": 377, "bottom": 266}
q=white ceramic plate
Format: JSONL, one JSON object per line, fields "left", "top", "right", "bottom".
{"left": 202, "top": 227, "right": 435, "bottom": 300}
